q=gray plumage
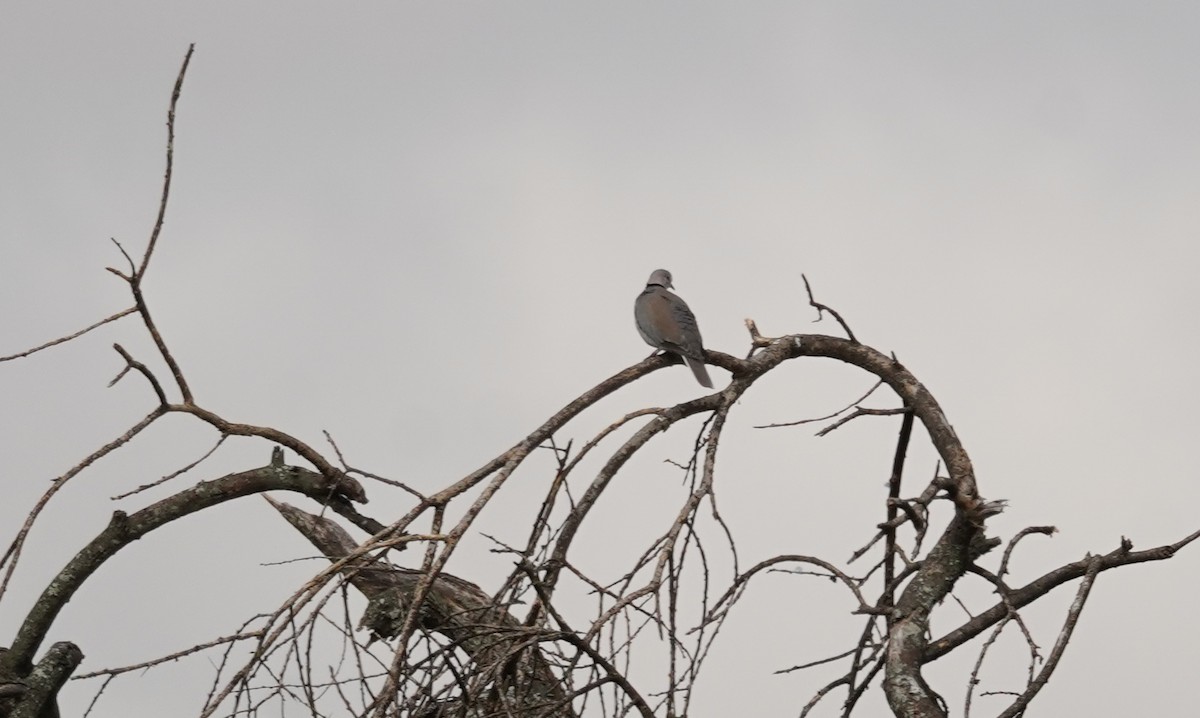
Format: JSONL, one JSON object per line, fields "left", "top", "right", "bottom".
{"left": 634, "top": 269, "right": 713, "bottom": 388}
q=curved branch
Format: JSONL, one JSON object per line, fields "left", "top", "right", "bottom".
{"left": 532, "top": 393, "right": 724, "bottom": 620}
{"left": 167, "top": 404, "right": 366, "bottom": 503}
{"left": 732, "top": 334, "right": 981, "bottom": 510}
{"left": 519, "top": 563, "right": 650, "bottom": 718}
{"left": 0, "top": 461, "right": 354, "bottom": 675}
{"left": 998, "top": 525, "right": 1057, "bottom": 580}
{"left": 351, "top": 362, "right": 679, "bottom": 716}
{"left": 427, "top": 361, "right": 664, "bottom": 508}
{"left": 345, "top": 360, "right": 707, "bottom": 710}
{"left": 0, "top": 408, "right": 166, "bottom": 606}
{"left": 722, "top": 330, "right": 1005, "bottom": 717}
{"left": 704, "top": 554, "right": 881, "bottom": 625}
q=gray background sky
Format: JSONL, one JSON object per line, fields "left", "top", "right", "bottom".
{"left": 3, "top": 3, "right": 1199, "bottom": 716}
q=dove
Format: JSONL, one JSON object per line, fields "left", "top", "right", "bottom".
{"left": 634, "top": 269, "right": 713, "bottom": 388}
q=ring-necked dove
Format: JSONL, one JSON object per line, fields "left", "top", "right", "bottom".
{"left": 634, "top": 269, "right": 714, "bottom": 388}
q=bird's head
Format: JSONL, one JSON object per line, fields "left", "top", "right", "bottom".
{"left": 646, "top": 269, "right": 674, "bottom": 289}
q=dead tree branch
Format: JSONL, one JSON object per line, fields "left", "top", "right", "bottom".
{"left": 0, "top": 460, "right": 358, "bottom": 677}
{"left": 927, "top": 531, "right": 1200, "bottom": 663}
{"left": 4, "top": 42, "right": 1197, "bottom": 718}
{"left": 266, "top": 500, "right": 575, "bottom": 718}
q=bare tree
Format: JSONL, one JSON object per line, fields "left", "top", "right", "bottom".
{"left": 1, "top": 47, "right": 1196, "bottom": 718}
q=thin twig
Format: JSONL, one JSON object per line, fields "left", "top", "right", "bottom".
{"left": 110, "top": 236, "right": 135, "bottom": 275}
{"left": 799, "top": 674, "right": 850, "bottom": 718}
{"left": 0, "top": 307, "right": 136, "bottom": 362}
{"left": 73, "top": 629, "right": 264, "bottom": 679}
{"left": 130, "top": 45, "right": 196, "bottom": 404}
{"left": 110, "top": 343, "right": 168, "bottom": 406}
{"left": 775, "top": 647, "right": 858, "bottom": 674}
{"left": 324, "top": 430, "right": 426, "bottom": 500}
{"left": 802, "top": 273, "right": 858, "bottom": 343}
{"left": 995, "top": 557, "right": 1104, "bottom": 718}
{"left": 519, "top": 563, "right": 656, "bottom": 718}
{"left": 841, "top": 653, "right": 886, "bottom": 717}
{"left": 816, "top": 406, "right": 910, "bottom": 437}
{"left": 882, "top": 410, "right": 915, "bottom": 621}
{"left": 998, "top": 526, "right": 1057, "bottom": 581}
{"left": 754, "top": 379, "right": 884, "bottom": 429}
{"left": 138, "top": 44, "right": 193, "bottom": 279}
{"left": 111, "top": 433, "right": 228, "bottom": 500}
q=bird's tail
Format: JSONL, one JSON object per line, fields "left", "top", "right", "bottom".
{"left": 683, "top": 356, "right": 714, "bottom": 389}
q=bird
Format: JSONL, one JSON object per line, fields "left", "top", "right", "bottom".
{"left": 634, "top": 269, "right": 713, "bottom": 388}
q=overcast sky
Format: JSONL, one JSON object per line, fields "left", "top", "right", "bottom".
{"left": 2, "top": 3, "right": 1199, "bottom": 717}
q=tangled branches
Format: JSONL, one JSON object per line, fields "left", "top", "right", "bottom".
{"left": 1, "top": 47, "right": 1197, "bottom": 718}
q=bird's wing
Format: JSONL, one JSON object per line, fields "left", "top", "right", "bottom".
{"left": 660, "top": 291, "right": 704, "bottom": 360}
